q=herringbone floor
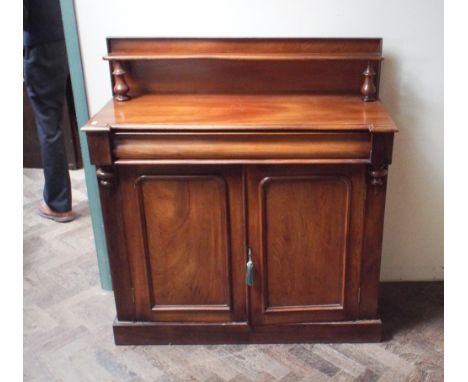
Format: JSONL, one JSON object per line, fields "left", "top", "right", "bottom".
{"left": 23, "top": 169, "right": 443, "bottom": 382}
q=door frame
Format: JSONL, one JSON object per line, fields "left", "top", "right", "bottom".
{"left": 59, "top": 0, "right": 112, "bottom": 289}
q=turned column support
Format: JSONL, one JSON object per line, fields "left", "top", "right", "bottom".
{"left": 97, "top": 167, "right": 117, "bottom": 187}
{"left": 112, "top": 61, "right": 130, "bottom": 102}
{"left": 360, "top": 162, "right": 389, "bottom": 318}
{"left": 361, "top": 61, "right": 377, "bottom": 102}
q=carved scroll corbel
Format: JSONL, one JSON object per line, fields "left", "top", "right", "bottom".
{"left": 96, "top": 167, "right": 117, "bottom": 187}
{"left": 368, "top": 166, "right": 388, "bottom": 187}
{"left": 361, "top": 61, "right": 377, "bottom": 102}
{"left": 112, "top": 61, "right": 130, "bottom": 101}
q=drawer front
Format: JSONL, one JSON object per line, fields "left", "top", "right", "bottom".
{"left": 112, "top": 132, "right": 371, "bottom": 162}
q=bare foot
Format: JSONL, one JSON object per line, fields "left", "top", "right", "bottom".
{"left": 38, "top": 201, "right": 75, "bottom": 223}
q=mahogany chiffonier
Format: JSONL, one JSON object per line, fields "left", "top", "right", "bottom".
{"left": 83, "top": 38, "right": 398, "bottom": 345}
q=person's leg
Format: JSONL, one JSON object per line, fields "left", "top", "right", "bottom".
{"left": 24, "top": 40, "right": 72, "bottom": 214}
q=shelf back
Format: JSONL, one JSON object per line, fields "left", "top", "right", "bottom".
{"left": 106, "top": 38, "right": 383, "bottom": 96}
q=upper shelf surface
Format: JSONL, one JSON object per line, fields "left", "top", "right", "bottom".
{"left": 85, "top": 94, "right": 398, "bottom": 133}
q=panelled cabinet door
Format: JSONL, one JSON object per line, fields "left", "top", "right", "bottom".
{"left": 247, "top": 165, "right": 366, "bottom": 325}
{"left": 119, "top": 166, "right": 246, "bottom": 323}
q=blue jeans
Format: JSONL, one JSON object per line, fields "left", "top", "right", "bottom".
{"left": 24, "top": 40, "right": 71, "bottom": 212}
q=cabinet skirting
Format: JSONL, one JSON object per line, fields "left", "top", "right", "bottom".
{"left": 113, "top": 319, "right": 382, "bottom": 345}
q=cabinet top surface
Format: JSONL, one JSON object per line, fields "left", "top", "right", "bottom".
{"left": 85, "top": 94, "right": 398, "bottom": 133}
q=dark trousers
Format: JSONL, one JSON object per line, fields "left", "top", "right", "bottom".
{"left": 24, "top": 40, "right": 71, "bottom": 212}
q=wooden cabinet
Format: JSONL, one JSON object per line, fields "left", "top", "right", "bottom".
{"left": 84, "top": 38, "right": 398, "bottom": 344}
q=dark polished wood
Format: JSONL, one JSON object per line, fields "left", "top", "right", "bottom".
{"left": 84, "top": 94, "right": 397, "bottom": 133}
{"left": 113, "top": 319, "right": 382, "bottom": 345}
{"left": 247, "top": 165, "right": 366, "bottom": 326}
{"left": 107, "top": 37, "right": 382, "bottom": 56}
{"left": 103, "top": 38, "right": 383, "bottom": 97}
{"left": 112, "top": 61, "right": 130, "bottom": 101}
{"left": 96, "top": 165, "right": 135, "bottom": 321}
{"left": 86, "top": 127, "right": 112, "bottom": 166}
{"left": 118, "top": 166, "right": 246, "bottom": 323}
{"left": 361, "top": 62, "right": 377, "bottom": 101}
{"left": 84, "top": 38, "right": 397, "bottom": 344}
{"left": 112, "top": 132, "right": 372, "bottom": 161}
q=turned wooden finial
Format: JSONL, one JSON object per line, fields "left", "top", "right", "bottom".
{"left": 361, "top": 61, "right": 376, "bottom": 102}
{"left": 112, "top": 61, "right": 130, "bottom": 101}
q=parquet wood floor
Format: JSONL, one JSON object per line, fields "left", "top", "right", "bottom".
{"left": 23, "top": 169, "right": 443, "bottom": 382}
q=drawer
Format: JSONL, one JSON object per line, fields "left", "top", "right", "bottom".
{"left": 111, "top": 132, "right": 371, "bottom": 162}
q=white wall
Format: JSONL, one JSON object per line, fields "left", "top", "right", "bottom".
{"left": 75, "top": 0, "right": 443, "bottom": 281}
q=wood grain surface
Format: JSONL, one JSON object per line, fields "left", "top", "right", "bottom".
{"left": 112, "top": 132, "right": 372, "bottom": 161}
{"left": 138, "top": 175, "right": 230, "bottom": 308}
{"left": 118, "top": 166, "right": 247, "bottom": 324}
{"left": 85, "top": 94, "right": 397, "bottom": 133}
{"left": 106, "top": 37, "right": 382, "bottom": 57}
{"left": 247, "top": 165, "right": 366, "bottom": 326}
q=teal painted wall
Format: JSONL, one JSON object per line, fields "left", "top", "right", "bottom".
{"left": 59, "top": 0, "right": 112, "bottom": 290}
